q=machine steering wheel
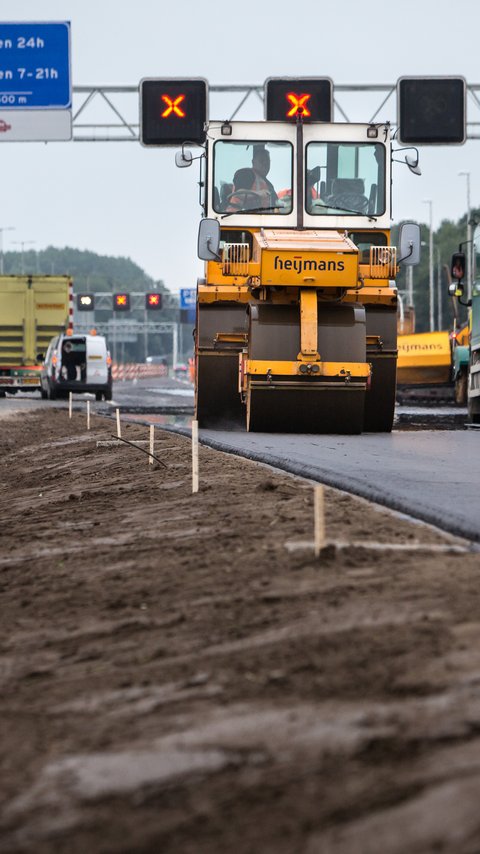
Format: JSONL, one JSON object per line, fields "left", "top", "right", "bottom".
{"left": 226, "top": 189, "right": 265, "bottom": 210}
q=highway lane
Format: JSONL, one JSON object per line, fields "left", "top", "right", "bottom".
{"left": 198, "top": 428, "right": 480, "bottom": 544}
{"left": 2, "top": 380, "right": 478, "bottom": 543}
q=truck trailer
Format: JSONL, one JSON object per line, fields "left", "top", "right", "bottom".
{"left": 0, "top": 276, "right": 72, "bottom": 396}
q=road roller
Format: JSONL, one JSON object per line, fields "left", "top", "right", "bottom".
{"left": 194, "top": 114, "right": 421, "bottom": 433}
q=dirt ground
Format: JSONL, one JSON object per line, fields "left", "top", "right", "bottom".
{"left": 1, "top": 409, "right": 480, "bottom": 854}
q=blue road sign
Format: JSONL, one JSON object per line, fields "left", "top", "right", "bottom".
{"left": 0, "top": 22, "right": 71, "bottom": 109}
{"left": 180, "top": 288, "right": 196, "bottom": 309}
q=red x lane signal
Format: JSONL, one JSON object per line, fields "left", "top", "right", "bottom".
{"left": 146, "top": 292, "right": 162, "bottom": 309}
{"left": 113, "top": 293, "right": 130, "bottom": 311}
{"left": 140, "top": 78, "right": 208, "bottom": 147}
{"left": 265, "top": 77, "right": 332, "bottom": 122}
{"left": 161, "top": 94, "right": 186, "bottom": 118}
{"left": 286, "top": 92, "right": 312, "bottom": 118}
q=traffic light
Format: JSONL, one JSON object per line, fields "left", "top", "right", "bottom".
{"left": 140, "top": 78, "right": 208, "bottom": 146}
{"left": 265, "top": 77, "right": 333, "bottom": 122}
{"left": 397, "top": 77, "right": 466, "bottom": 144}
{"left": 146, "top": 292, "right": 162, "bottom": 310}
{"left": 113, "top": 293, "right": 130, "bottom": 311}
{"left": 76, "top": 293, "right": 95, "bottom": 311}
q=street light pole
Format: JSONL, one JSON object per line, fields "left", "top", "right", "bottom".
{"left": 423, "top": 200, "right": 434, "bottom": 331}
{"left": 459, "top": 172, "right": 472, "bottom": 301}
{"left": 12, "top": 240, "right": 36, "bottom": 275}
{"left": 435, "top": 246, "right": 442, "bottom": 331}
{"left": 0, "top": 226, "right": 15, "bottom": 274}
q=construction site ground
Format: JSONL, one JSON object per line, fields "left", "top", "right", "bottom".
{"left": 1, "top": 409, "right": 480, "bottom": 854}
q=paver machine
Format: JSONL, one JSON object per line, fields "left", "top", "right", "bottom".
{"left": 449, "top": 225, "right": 480, "bottom": 423}
{"left": 141, "top": 76, "right": 422, "bottom": 433}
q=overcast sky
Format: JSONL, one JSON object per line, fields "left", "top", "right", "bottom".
{"left": 1, "top": 0, "right": 480, "bottom": 293}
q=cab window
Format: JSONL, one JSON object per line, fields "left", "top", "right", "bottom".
{"left": 305, "top": 142, "right": 386, "bottom": 216}
{"left": 213, "top": 140, "right": 293, "bottom": 214}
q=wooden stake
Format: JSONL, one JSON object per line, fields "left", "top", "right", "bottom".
{"left": 116, "top": 408, "right": 121, "bottom": 438}
{"left": 68, "top": 391, "right": 72, "bottom": 419}
{"left": 149, "top": 424, "right": 154, "bottom": 465}
{"left": 87, "top": 399, "right": 91, "bottom": 431}
{"left": 192, "top": 419, "right": 199, "bottom": 494}
{"left": 314, "top": 485, "right": 325, "bottom": 557}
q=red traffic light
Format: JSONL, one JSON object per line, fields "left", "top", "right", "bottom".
{"left": 265, "top": 77, "right": 333, "bottom": 122}
{"left": 146, "top": 292, "right": 162, "bottom": 309}
{"left": 113, "top": 293, "right": 130, "bottom": 311}
{"left": 140, "top": 78, "right": 208, "bottom": 147}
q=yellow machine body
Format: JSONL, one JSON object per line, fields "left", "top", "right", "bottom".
{"left": 195, "top": 120, "right": 400, "bottom": 433}
{"left": 397, "top": 331, "right": 452, "bottom": 385}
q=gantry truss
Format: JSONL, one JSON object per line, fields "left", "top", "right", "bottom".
{"left": 72, "top": 82, "right": 480, "bottom": 142}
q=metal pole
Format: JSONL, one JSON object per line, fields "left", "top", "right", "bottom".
{"left": 172, "top": 323, "right": 178, "bottom": 371}
{"left": 407, "top": 265, "right": 413, "bottom": 307}
{"left": 144, "top": 306, "right": 148, "bottom": 361}
{"left": 12, "top": 240, "right": 35, "bottom": 275}
{"left": 436, "top": 247, "right": 442, "bottom": 330}
{"left": 459, "top": 172, "right": 472, "bottom": 302}
{"left": 423, "top": 200, "right": 434, "bottom": 331}
{"left": 0, "top": 227, "right": 15, "bottom": 274}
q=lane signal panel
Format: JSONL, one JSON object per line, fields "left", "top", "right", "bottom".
{"left": 265, "top": 77, "right": 333, "bottom": 122}
{"left": 397, "top": 77, "right": 466, "bottom": 144}
{"left": 140, "top": 78, "right": 208, "bottom": 146}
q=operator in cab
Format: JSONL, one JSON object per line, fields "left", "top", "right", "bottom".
{"left": 226, "top": 144, "right": 278, "bottom": 212}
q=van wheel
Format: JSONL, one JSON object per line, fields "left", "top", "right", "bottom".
{"left": 48, "top": 384, "right": 57, "bottom": 400}
{"left": 104, "top": 388, "right": 112, "bottom": 401}
{"left": 95, "top": 391, "right": 103, "bottom": 402}
{"left": 41, "top": 388, "right": 48, "bottom": 399}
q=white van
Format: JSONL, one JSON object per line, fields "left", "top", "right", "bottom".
{"left": 40, "top": 332, "right": 113, "bottom": 401}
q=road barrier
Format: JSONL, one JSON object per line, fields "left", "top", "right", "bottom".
{"left": 111, "top": 362, "right": 169, "bottom": 381}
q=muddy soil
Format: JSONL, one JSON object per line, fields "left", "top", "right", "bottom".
{"left": 1, "top": 410, "right": 480, "bottom": 854}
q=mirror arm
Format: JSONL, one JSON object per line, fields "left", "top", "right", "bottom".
{"left": 397, "top": 241, "right": 413, "bottom": 265}
{"left": 207, "top": 237, "right": 221, "bottom": 261}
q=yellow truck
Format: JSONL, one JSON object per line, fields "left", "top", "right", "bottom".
{"left": 0, "top": 276, "right": 72, "bottom": 396}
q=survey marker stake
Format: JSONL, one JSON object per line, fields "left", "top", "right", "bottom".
{"left": 149, "top": 424, "right": 154, "bottom": 465}
{"left": 192, "top": 420, "right": 199, "bottom": 494}
{"left": 314, "top": 485, "right": 326, "bottom": 558}
{"left": 68, "top": 391, "right": 72, "bottom": 419}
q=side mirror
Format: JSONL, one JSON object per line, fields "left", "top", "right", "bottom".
{"left": 451, "top": 251, "right": 465, "bottom": 281}
{"left": 198, "top": 218, "right": 221, "bottom": 261}
{"left": 175, "top": 150, "right": 193, "bottom": 168}
{"left": 398, "top": 222, "right": 421, "bottom": 265}
{"left": 405, "top": 154, "right": 421, "bottom": 176}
